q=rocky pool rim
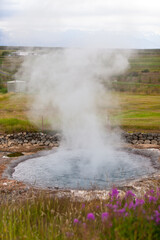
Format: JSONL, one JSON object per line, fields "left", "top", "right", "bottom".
{"left": 2, "top": 147, "right": 160, "bottom": 191}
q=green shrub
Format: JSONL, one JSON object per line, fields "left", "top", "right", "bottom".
{"left": 1, "top": 51, "right": 10, "bottom": 56}
{"left": 142, "top": 69, "right": 150, "bottom": 73}
{"left": 0, "top": 87, "right": 7, "bottom": 93}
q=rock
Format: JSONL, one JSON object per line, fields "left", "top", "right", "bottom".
{"left": 49, "top": 143, "right": 54, "bottom": 147}
{"left": 137, "top": 140, "right": 144, "bottom": 144}
{"left": 147, "top": 136, "right": 153, "bottom": 140}
{"left": 39, "top": 142, "right": 44, "bottom": 146}
{"left": 45, "top": 141, "right": 50, "bottom": 146}
{"left": 53, "top": 133, "right": 61, "bottom": 141}
{"left": 151, "top": 140, "right": 158, "bottom": 145}
{"left": 54, "top": 143, "right": 59, "bottom": 147}
{"left": 144, "top": 140, "right": 151, "bottom": 144}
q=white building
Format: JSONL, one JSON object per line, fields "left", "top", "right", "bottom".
{"left": 7, "top": 80, "right": 26, "bottom": 93}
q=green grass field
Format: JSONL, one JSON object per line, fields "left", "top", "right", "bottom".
{"left": 0, "top": 48, "right": 160, "bottom": 133}
{"left": 112, "top": 93, "right": 160, "bottom": 132}
{"left": 0, "top": 92, "right": 160, "bottom": 133}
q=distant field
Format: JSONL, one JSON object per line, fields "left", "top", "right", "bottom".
{"left": 0, "top": 93, "right": 160, "bottom": 133}
{"left": 0, "top": 47, "right": 160, "bottom": 94}
{"left": 0, "top": 48, "right": 160, "bottom": 133}
{"left": 111, "top": 93, "right": 160, "bottom": 132}
{"left": 112, "top": 49, "right": 160, "bottom": 94}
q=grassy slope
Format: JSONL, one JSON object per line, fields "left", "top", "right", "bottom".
{"left": 0, "top": 48, "right": 160, "bottom": 133}
{"left": 0, "top": 93, "right": 160, "bottom": 133}
{"left": 113, "top": 93, "right": 160, "bottom": 132}
{"left": 0, "top": 93, "right": 37, "bottom": 133}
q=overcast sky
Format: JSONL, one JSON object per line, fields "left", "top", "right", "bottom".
{"left": 0, "top": 0, "right": 160, "bottom": 48}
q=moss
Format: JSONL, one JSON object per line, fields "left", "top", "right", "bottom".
{"left": 7, "top": 152, "right": 24, "bottom": 157}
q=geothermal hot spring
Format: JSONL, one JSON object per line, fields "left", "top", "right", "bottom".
{"left": 12, "top": 148, "right": 158, "bottom": 189}
{"left": 11, "top": 50, "right": 159, "bottom": 190}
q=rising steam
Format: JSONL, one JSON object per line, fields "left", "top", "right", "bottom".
{"left": 17, "top": 48, "right": 129, "bottom": 148}
{"left": 15, "top": 48, "right": 131, "bottom": 180}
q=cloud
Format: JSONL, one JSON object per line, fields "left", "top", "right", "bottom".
{"left": 0, "top": 0, "right": 160, "bottom": 48}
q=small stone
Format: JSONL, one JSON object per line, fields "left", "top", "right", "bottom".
{"left": 54, "top": 143, "right": 59, "bottom": 147}
{"left": 132, "top": 140, "right": 138, "bottom": 144}
{"left": 53, "top": 133, "right": 61, "bottom": 141}
{"left": 7, "top": 141, "right": 12, "bottom": 147}
{"left": 39, "top": 142, "right": 44, "bottom": 146}
{"left": 147, "top": 136, "right": 153, "bottom": 140}
{"left": 133, "top": 136, "right": 138, "bottom": 140}
{"left": 49, "top": 143, "right": 54, "bottom": 147}
{"left": 151, "top": 140, "right": 158, "bottom": 145}
{"left": 144, "top": 140, "right": 151, "bottom": 144}
{"left": 45, "top": 141, "right": 50, "bottom": 146}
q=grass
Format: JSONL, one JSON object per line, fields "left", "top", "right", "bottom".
{"left": 0, "top": 93, "right": 160, "bottom": 133}
{"left": 112, "top": 82, "right": 160, "bottom": 94}
{"left": 0, "top": 48, "right": 160, "bottom": 133}
{"left": 0, "top": 118, "right": 37, "bottom": 133}
{"left": 0, "top": 188, "right": 159, "bottom": 239}
{"left": 0, "top": 93, "right": 38, "bottom": 133}
{"left": 110, "top": 93, "right": 160, "bottom": 132}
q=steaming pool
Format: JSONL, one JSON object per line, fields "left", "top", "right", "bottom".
{"left": 11, "top": 148, "right": 160, "bottom": 190}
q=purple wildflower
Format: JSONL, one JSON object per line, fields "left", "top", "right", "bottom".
{"left": 149, "top": 196, "right": 157, "bottom": 203}
{"left": 129, "top": 202, "right": 134, "bottom": 209}
{"left": 66, "top": 232, "right": 74, "bottom": 237}
{"left": 125, "top": 212, "right": 129, "bottom": 217}
{"left": 82, "top": 203, "right": 85, "bottom": 209}
{"left": 83, "top": 223, "right": 86, "bottom": 228}
{"left": 149, "top": 189, "right": 154, "bottom": 194}
{"left": 116, "top": 201, "right": 121, "bottom": 206}
{"left": 156, "top": 217, "right": 160, "bottom": 224}
{"left": 147, "top": 216, "right": 154, "bottom": 221}
{"left": 110, "top": 188, "right": 119, "bottom": 199}
{"left": 113, "top": 204, "right": 118, "bottom": 209}
{"left": 124, "top": 203, "right": 128, "bottom": 208}
{"left": 105, "top": 203, "right": 118, "bottom": 209}
{"left": 74, "top": 218, "right": 79, "bottom": 224}
{"left": 154, "top": 210, "right": 160, "bottom": 217}
{"left": 105, "top": 203, "right": 113, "bottom": 208}
{"left": 116, "top": 208, "right": 126, "bottom": 214}
{"left": 101, "top": 212, "right": 109, "bottom": 221}
{"left": 135, "top": 199, "right": 145, "bottom": 206}
{"left": 87, "top": 213, "right": 95, "bottom": 220}
{"left": 109, "top": 223, "right": 113, "bottom": 227}
{"left": 125, "top": 190, "right": 136, "bottom": 198}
